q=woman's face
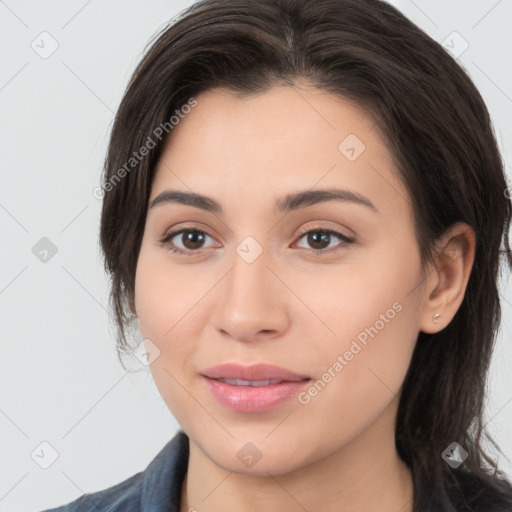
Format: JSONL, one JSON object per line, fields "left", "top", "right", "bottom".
{"left": 134, "top": 84, "right": 429, "bottom": 475}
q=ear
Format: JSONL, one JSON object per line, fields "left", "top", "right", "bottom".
{"left": 419, "top": 222, "right": 476, "bottom": 334}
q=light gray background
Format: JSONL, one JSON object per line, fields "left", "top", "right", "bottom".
{"left": 1, "top": 1, "right": 511, "bottom": 511}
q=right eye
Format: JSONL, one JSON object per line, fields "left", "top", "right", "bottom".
{"left": 158, "top": 228, "right": 218, "bottom": 255}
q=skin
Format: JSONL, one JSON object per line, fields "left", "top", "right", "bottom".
{"left": 132, "top": 83, "right": 475, "bottom": 512}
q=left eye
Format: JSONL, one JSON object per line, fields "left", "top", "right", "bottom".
{"left": 295, "top": 228, "right": 354, "bottom": 253}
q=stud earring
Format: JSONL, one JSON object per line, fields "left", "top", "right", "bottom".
{"left": 433, "top": 313, "right": 440, "bottom": 323}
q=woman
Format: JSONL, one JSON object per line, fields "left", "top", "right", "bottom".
{"left": 40, "top": 0, "right": 512, "bottom": 510}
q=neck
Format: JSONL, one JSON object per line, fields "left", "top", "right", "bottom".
{"left": 180, "top": 398, "right": 413, "bottom": 512}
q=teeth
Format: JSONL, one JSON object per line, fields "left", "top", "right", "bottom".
{"left": 217, "top": 378, "right": 283, "bottom": 386}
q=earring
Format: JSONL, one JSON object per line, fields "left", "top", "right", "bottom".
{"left": 433, "top": 313, "right": 440, "bottom": 323}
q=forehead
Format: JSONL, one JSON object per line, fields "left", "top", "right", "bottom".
{"left": 150, "top": 85, "right": 411, "bottom": 221}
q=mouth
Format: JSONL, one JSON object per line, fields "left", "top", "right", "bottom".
{"left": 201, "top": 362, "right": 311, "bottom": 382}
{"left": 212, "top": 377, "right": 298, "bottom": 386}
{"left": 200, "top": 363, "right": 311, "bottom": 413}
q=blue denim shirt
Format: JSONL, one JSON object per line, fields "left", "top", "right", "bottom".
{"left": 37, "top": 430, "right": 189, "bottom": 512}
{"left": 36, "top": 428, "right": 512, "bottom": 511}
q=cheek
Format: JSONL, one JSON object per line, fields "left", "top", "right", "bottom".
{"left": 134, "top": 243, "right": 208, "bottom": 376}
{"left": 296, "top": 300, "right": 416, "bottom": 448}
{"left": 135, "top": 249, "right": 200, "bottom": 422}
{"left": 134, "top": 245, "right": 202, "bottom": 339}
{"left": 295, "top": 249, "right": 420, "bottom": 414}
{"left": 314, "top": 291, "right": 413, "bottom": 391}
{"left": 285, "top": 254, "right": 410, "bottom": 349}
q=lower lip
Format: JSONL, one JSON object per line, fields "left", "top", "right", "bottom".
{"left": 203, "top": 376, "right": 311, "bottom": 413}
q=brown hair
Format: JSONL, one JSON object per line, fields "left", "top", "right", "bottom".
{"left": 99, "top": 0, "right": 512, "bottom": 509}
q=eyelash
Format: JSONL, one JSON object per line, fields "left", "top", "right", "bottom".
{"left": 158, "top": 225, "right": 355, "bottom": 257}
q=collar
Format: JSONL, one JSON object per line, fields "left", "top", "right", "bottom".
{"left": 141, "top": 429, "right": 189, "bottom": 511}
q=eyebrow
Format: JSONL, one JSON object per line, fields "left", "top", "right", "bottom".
{"left": 149, "top": 188, "right": 378, "bottom": 214}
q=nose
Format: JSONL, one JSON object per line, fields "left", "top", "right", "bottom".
{"left": 211, "top": 248, "right": 290, "bottom": 343}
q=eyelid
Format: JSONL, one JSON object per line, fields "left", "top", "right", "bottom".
{"left": 158, "top": 225, "right": 218, "bottom": 248}
{"left": 292, "top": 225, "right": 356, "bottom": 255}
{"left": 294, "top": 222, "right": 355, "bottom": 241}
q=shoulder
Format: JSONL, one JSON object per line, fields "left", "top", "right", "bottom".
{"left": 37, "top": 471, "right": 144, "bottom": 512}
{"left": 36, "top": 430, "right": 189, "bottom": 512}
{"left": 447, "top": 468, "right": 512, "bottom": 512}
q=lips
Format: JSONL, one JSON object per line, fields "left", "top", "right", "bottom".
{"left": 201, "top": 363, "right": 310, "bottom": 383}
{"left": 200, "top": 363, "right": 311, "bottom": 413}
{"left": 215, "top": 378, "right": 284, "bottom": 386}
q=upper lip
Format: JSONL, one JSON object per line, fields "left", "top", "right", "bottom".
{"left": 201, "top": 363, "right": 311, "bottom": 382}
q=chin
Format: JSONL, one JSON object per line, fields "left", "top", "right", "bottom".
{"left": 191, "top": 430, "right": 316, "bottom": 477}
{"left": 218, "top": 452, "right": 305, "bottom": 477}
